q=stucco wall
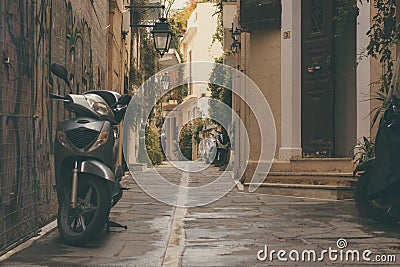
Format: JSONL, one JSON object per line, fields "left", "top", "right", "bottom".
{"left": 108, "top": 0, "right": 130, "bottom": 94}
{"left": 183, "top": 3, "right": 223, "bottom": 64}
{"left": 247, "top": 28, "right": 281, "bottom": 160}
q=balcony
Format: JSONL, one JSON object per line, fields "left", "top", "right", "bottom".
{"left": 240, "top": 0, "right": 281, "bottom": 29}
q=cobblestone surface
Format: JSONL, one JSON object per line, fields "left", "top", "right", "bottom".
{"left": 1, "top": 162, "right": 400, "bottom": 266}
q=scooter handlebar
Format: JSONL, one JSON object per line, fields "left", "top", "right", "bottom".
{"left": 50, "top": 93, "right": 66, "bottom": 100}
{"left": 50, "top": 93, "right": 70, "bottom": 103}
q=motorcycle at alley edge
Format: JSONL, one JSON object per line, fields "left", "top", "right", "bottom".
{"left": 50, "top": 63, "right": 131, "bottom": 245}
{"left": 354, "top": 62, "right": 400, "bottom": 223}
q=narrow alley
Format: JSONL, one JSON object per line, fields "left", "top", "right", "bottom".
{"left": 2, "top": 162, "right": 400, "bottom": 266}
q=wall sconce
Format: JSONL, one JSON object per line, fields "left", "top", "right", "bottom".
{"left": 230, "top": 40, "right": 241, "bottom": 54}
{"left": 230, "top": 23, "right": 242, "bottom": 54}
{"left": 122, "top": 30, "right": 128, "bottom": 40}
{"left": 126, "top": 2, "right": 173, "bottom": 57}
{"left": 151, "top": 18, "right": 173, "bottom": 57}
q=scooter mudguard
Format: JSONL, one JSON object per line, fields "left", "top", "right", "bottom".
{"left": 353, "top": 158, "right": 375, "bottom": 177}
{"left": 80, "top": 160, "right": 115, "bottom": 183}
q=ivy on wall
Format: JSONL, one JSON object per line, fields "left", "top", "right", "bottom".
{"left": 129, "top": 2, "right": 165, "bottom": 165}
{"left": 212, "top": 0, "right": 223, "bottom": 45}
{"left": 208, "top": 57, "right": 232, "bottom": 123}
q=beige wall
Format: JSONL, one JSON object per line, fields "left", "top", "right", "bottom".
{"left": 180, "top": 2, "right": 223, "bottom": 98}
{"left": 108, "top": 0, "right": 131, "bottom": 94}
{"left": 247, "top": 29, "right": 281, "bottom": 159}
{"left": 234, "top": 28, "right": 281, "bottom": 182}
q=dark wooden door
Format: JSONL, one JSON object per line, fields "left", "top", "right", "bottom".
{"left": 302, "top": 0, "right": 335, "bottom": 157}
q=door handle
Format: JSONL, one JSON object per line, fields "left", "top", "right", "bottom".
{"left": 307, "top": 63, "right": 321, "bottom": 73}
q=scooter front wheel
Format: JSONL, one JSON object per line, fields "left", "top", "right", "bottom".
{"left": 57, "top": 175, "right": 110, "bottom": 245}
{"left": 354, "top": 171, "right": 400, "bottom": 223}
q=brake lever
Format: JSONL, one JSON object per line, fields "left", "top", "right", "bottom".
{"left": 113, "top": 105, "right": 127, "bottom": 112}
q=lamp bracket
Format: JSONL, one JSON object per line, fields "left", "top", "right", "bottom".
{"left": 130, "top": 24, "right": 156, "bottom": 27}
{"left": 125, "top": 4, "right": 165, "bottom": 9}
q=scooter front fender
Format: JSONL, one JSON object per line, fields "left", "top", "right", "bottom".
{"left": 353, "top": 157, "right": 375, "bottom": 177}
{"left": 80, "top": 160, "right": 115, "bottom": 183}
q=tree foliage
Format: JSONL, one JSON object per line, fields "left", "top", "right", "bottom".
{"left": 169, "top": 0, "right": 198, "bottom": 37}
{"left": 176, "top": 65, "right": 188, "bottom": 104}
{"left": 143, "top": 125, "right": 163, "bottom": 165}
{"left": 208, "top": 57, "right": 232, "bottom": 123}
{"left": 129, "top": 2, "right": 163, "bottom": 165}
{"left": 363, "top": 0, "right": 400, "bottom": 126}
{"left": 178, "top": 118, "right": 205, "bottom": 160}
{"left": 179, "top": 123, "right": 193, "bottom": 160}
{"left": 212, "top": 0, "right": 223, "bottom": 45}
{"left": 333, "top": 0, "right": 360, "bottom": 36}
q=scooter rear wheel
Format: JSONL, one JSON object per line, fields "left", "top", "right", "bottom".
{"left": 355, "top": 171, "right": 400, "bottom": 223}
{"left": 57, "top": 175, "right": 110, "bottom": 245}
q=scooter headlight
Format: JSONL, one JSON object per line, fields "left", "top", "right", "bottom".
{"left": 87, "top": 98, "right": 109, "bottom": 116}
{"left": 57, "top": 131, "right": 67, "bottom": 147}
{"left": 88, "top": 130, "right": 109, "bottom": 151}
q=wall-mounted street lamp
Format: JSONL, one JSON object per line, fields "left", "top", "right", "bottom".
{"left": 159, "top": 72, "right": 170, "bottom": 126}
{"left": 230, "top": 40, "right": 241, "bottom": 54}
{"left": 230, "top": 23, "right": 241, "bottom": 54}
{"left": 151, "top": 18, "right": 173, "bottom": 57}
{"left": 126, "top": 1, "right": 173, "bottom": 57}
{"left": 161, "top": 72, "right": 171, "bottom": 91}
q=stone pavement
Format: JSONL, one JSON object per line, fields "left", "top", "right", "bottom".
{"left": 1, "top": 162, "right": 400, "bottom": 266}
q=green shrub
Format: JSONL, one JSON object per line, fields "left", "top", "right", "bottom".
{"left": 145, "top": 125, "right": 163, "bottom": 166}
{"left": 179, "top": 124, "right": 193, "bottom": 160}
{"left": 353, "top": 137, "right": 375, "bottom": 168}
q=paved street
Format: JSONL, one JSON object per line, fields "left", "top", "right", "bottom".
{"left": 1, "top": 162, "right": 400, "bottom": 266}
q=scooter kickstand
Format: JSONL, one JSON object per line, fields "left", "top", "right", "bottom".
{"left": 106, "top": 219, "right": 127, "bottom": 231}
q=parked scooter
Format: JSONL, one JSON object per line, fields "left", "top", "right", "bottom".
{"left": 354, "top": 64, "right": 400, "bottom": 223}
{"left": 214, "top": 130, "right": 230, "bottom": 167}
{"left": 50, "top": 63, "right": 131, "bottom": 245}
{"left": 203, "top": 138, "right": 217, "bottom": 164}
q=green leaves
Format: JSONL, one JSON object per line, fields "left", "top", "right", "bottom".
{"left": 211, "top": 0, "right": 223, "bottom": 45}
{"left": 333, "top": 0, "right": 360, "bottom": 36}
{"left": 356, "top": 1, "right": 399, "bottom": 125}
{"left": 208, "top": 57, "right": 232, "bottom": 123}
{"left": 144, "top": 125, "right": 163, "bottom": 166}
{"left": 353, "top": 136, "right": 375, "bottom": 167}
{"left": 365, "top": 0, "right": 398, "bottom": 96}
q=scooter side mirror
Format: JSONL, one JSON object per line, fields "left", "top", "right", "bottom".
{"left": 114, "top": 106, "right": 127, "bottom": 123}
{"left": 51, "top": 63, "right": 71, "bottom": 89}
{"left": 117, "top": 95, "right": 131, "bottom": 106}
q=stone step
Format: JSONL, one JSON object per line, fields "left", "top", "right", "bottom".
{"left": 270, "top": 158, "right": 354, "bottom": 173}
{"left": 244, "top": 171, "right": 356, "bottom": 185}
{"left": 243, "top": 158, "right": 356, "bottom": 200}
{"left": 244, "top": 182, "right": 354, "bottom": 200}
{"left": 129, "top": 163, "right": 147, "bottom": 172}
{"left": 265, "top": 172, "right": 356, "bottom": 186}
